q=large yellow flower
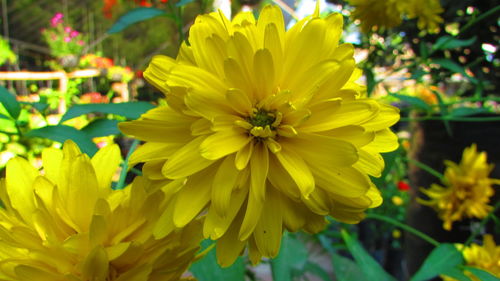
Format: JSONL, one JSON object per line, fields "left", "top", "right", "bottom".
{"left": 120, "top": 5, "right": 400, "bottom": 266}
{"left": 0, "top": 141, "right": 202, "bottom": 281}
{"left": 419, "top": 144, "right": 500, "bottom": 230}
{"left": 443, "top": 235, "right": 500, "bottom": 281}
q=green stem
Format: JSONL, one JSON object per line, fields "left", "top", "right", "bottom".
{"left": 115, "top": 139, "right": 140, "bottom": 190}
{"left": 366, "top": 213, "right": 440, "bottom": 247}
{"left": 463, "top": 201, "right": 500, "bottom": 247}
{"left": 459, "top": 5, "right": 500, "bottom": 35}
{"left": 404, "top": 157, "right": 445, "bottom": 181}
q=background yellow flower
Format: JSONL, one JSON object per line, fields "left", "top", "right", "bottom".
{"left": 419, "top": 144, "right": 500, "bottom": 230}
{"left": 0, "top": 141, "right": 203, "bottom": 281}
{"left": 120, "top": 5, "right": 400, "bottom": 266}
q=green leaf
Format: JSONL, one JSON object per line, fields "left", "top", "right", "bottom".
{"left": 81, "top": 119, "right": 121, "bottom": 138}
{"left": 441, "top": 267, "right": 472, "bottom": 281}
{"left": 331, "top": 253, "right": 369, "bottom": 281}
{"left": 304, "top": 261, "right": 332, "bottom": 281}
{"left": 190, "top": 240, "right": 245, "bottom": 281}
{"left": 0, "top": 113, "right": 10, "bottom": 120}
{"left": 176, "top": 0, "right": 194, "bottom": 7}
{"left": 431, "top": 58, "right": 477, "bottom": 84}
{"left": 60, "top": 102, "right": 155, "bottom": 123}
{"left": 107, "top": 8, "right": 168, "bottom": 34}
{"left": 25, "top": 125, "right": 98, "bottom": 156}
{"left": 464, "top": 267, "right": 499, "bottom": 281}
{"left": 271, "top": 232, "right": 309, "bottom": 281}
{"left": 20, "top": 101, "right": 49, "bottom": 113}
{"left": 433, "top": 36, "right": 477, "bottom": 51}
{"left": 449, "top": 107, "right": 491, "bottom": 117}
{"left": 390, "top": 93, "right": 432, "bottom": 111}
{"left": 0, "top": 85, "right": 21, "bottom": 119}
{"left": 410, "top": 244, "right": 464, "bottom": 281}
{"left": 341, "top": 229, "right": 397, "bottom": 281}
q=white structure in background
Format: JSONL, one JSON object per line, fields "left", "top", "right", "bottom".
{"left": 213, "top": 0, "right": 232, "bottom": 18}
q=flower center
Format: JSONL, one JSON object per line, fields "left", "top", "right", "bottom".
{"left": 247, "top": 108, "right": 282, "bottom": 138}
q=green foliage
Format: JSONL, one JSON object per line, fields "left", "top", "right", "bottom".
{"left": 0, "top": 85, "right": 21, "bottom": 119}
{"left": 25, "top": 125, "right": 98, "bottom": 156}
{"left": 270, "top": 233, "right": 309, "bottom": 281}
{"left": 107, "top": 8, "right": 169, "bottom": 34}
{"left": 190, "top": 240, "right": 246, "bottom": 281}
{"left": 410, "top": 244, "right": 464, "bottom": 281}
{"left": 60, "top": 102, "right": 155, "bottom": 122}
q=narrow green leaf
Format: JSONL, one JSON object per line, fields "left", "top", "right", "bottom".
{"left": 464, "top": 267, "right": 499, "bottom": 281}
{"left": 60, "top": 102, "right": 155, "bottom": 123}
{"left": 0, "top": 85, "right": 21, "bottom": 119}
{"left": 431, "top": 58, "right": 477, "bottom": 83}
{"left": 449, "top": 107, "right": 491, "bottom": 117}
{"left": 81, "top": 119, "right": 120, "bottom": 138}
{"left": 341, "top": 229, "right": 397, "bottom": 281}
{"left": 390, "top": 93, "right": 432, "bottom": 111}
{"left": 410, "top": 244, "right": 464, "bottom": 281}
{"left": 20, "top": 101, "right": 49, "bottom": 113}
{"left": 331, "top": 253, "right": 369, "bottom": 281}
{"left": 271, "top": 232, "right": 309, "bottom": 281}
{"left": 190, "top": 240, "right": 245, "bottom": 281}
{"left": 0, "top": 113, "right": 10, "bottom": 120}
{"left": 433, "top": 36, "right": 477, "bottom": 51}
{"left": 304, "top": 261, "right": 332, "bottom": 281}
{"left": 25, "top": 125, "right": 98, "bottom": 156}
{"left": 107, "top": 8, "right": 168, "bottom": 34}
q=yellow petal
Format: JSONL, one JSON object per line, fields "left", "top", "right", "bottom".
{"left": 314, "top": 165, "right": 371, "bottom": 198}
{"left": 119, "top": 119, "right": 192, "bottom": 143}
{"left": 41, "top": 147, "right": 62, "bottom": 184}
{"left": 364, "top": 128, "right": 399, "bottom": 152}
{"left": 253, "top": 187, "right": 282, "bottom": 258}
{"left": 6, "top": 157, "right": 38, "bottom": 224}
{"left": 253, "top": 48, "right": 275, "bottom": 100}
{"left": 91, "top": 144, "right": 121, "bottom": 195}
{"left": 353, "top": 149, "right": 385, "bottom": 177}
{"left": 275, "top": 147, "right": 315, "bottom": 199}
{"left": 239, "top": 190, "right": 264, "bottom": 241}
{"left": 360, "top": 103, "right": 400, "bottom": 130}
{"left": 226, "top": 88, "right": 253, "bottom": 115}
{"left": 216, "top": 209, "right": 247, "bottom": 267}
{"left": 129, "top": 142, "right": 180, "bottom": 166}
{"left": 82, "top": 246, "right": 109, "bottom": 281}
{"left": 322, "top": 125, "right": 375, "bottom": 148}
{"left": 250, "top": 142, "right": 269, "bottom": 202}
{"left": 212, "top": 155, "right": 240, "bottom": 216}
{"left": 143, "top": 55, "right": 176, "bottom": 94}
{"left": 163, "top": 136, "right": 216, "bottom": 179}
{"left": 200, "top": 129, "right": 251, "bottom": 160}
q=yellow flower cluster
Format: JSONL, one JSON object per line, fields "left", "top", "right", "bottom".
{"left": 348, "top": 0, "right": 443, "bottom": 33}
{"left": 0, "top": 141, "right": 202, "bottom": 281}
{"left": 120, "top": 4, "right": 399, "bottom": 266}
{"left": 443, "top": 235, "right": 500, "bottom": 281}
{"left": 419, "top": 144, "right": 500, "bottom": 230}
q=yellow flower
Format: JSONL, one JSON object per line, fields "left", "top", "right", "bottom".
{"left": 120, "top": 5, "right": 400, "bottom": 266}
{"left": 391, "top": 195, "right": 404, "bottom": 206}
{"left": 443, "top": 235, "right": 500, "bottom": 281}
{"left": 419, "top": 144, "right": 500, "bottom": 231}
{"left": 0, "top": 141, "right": 202, "bottom": 281}
{"left": 348, "top": 0, "right": 406, "bottom": 32}
{"left": 348, "top": 0, "right": 443, "bottom": 33}
{"left": 405, "top": 0, "right": 443, "bottom": 33}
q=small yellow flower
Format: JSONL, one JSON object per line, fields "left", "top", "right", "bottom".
{"left": 419, "top": 144, "right": 500, "bottom": 230}
{"left": 392, "top": 229, "right": 402, "bottom": 239}
{"left": 443, "top": 235, "right": 500, "bottom": 281}
{"left": 391, "top": 195, "right": 404, "bottom": 206}
{"left": 405, "top": 0, "right": 444, "bottom": 33}
{"left": 0, "top": 141, "right": 203, "bottom": 281}
{"left": 120, "top": 5, "right": 400, "bottom": 266}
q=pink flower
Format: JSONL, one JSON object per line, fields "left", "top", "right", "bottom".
{"left": 77, "top": 40, "right": 84, "bottom": 46}
{"left": 64, "top": 37, "right": 71, "bottom": 42}
{"left": 50, "top": 13, "right": 63, "bottom": 27}
{"left": 70, "top": 30, "right": 79, "bottom": 37}
{"left": 64, "top": 26, "right": 72, "bottom": 33}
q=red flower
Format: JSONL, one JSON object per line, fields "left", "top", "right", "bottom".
{"left": 397, "top": 181, "right": 410, "bottom": 191}
{"left": 103, "top": 0, "right": 118, "bottom": 19}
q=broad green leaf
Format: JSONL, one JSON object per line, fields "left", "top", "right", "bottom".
{"left": 60, "top": 102, "right": 155, "bottom": 123}
{"left": 271, "top": 232, "right": 309, "bottom": 281}
{"left": 107, "top": 8, "right": 168, "bottom": 34}
{"left": 433, "top": 36, "right": 477, "bottom": 51}
{"left": 441, "top": 268, "right": 472, "bottom": 281}
{"left": 304, "top": 261, "right": 332, "bottom": 281}
{"left": 464, "top": 267, "right": 499, "bottom": 281}
{"left": 190, "top": 240, "right": 245, "bottom": 281}
{"left": 449, "top": 107, "right": 491, "bottom": 117}
{"left": 331, "top": 253, "right": 369, "bottom": 281}
{"left": 0, "top": 85, "right": 21, "bottom": 119}
{"left": 20, "top": 101, "right": 49, "bottom": 114}
{"left": 390, "top": 93, "right": 432, "bottom": 111}
{"left": 341, "top": 229, "right": 396, "bottom": 281}
{"left": 431, "top": 58, "right": 477, "bottom": 84}
{"left": 0, "top": 113, "right": 10, "bottom": 120}
{"left": 81, "top": 119, "right": 121, "bottom": 138}
{"left": 410, "top": 244, "right": 464, "bottom": 281}
{"left": 25, "top": 125, "right": 98, "bottom": 156}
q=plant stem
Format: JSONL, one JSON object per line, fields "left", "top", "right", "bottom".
{"left": 366, "top": 213, "right": 440, "bottom": 247}
{"left": 404, "top": 157, "right": 445, "bottom": 181}
{"left": 115, "top": 139, "right": 140, "bottom": 189}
